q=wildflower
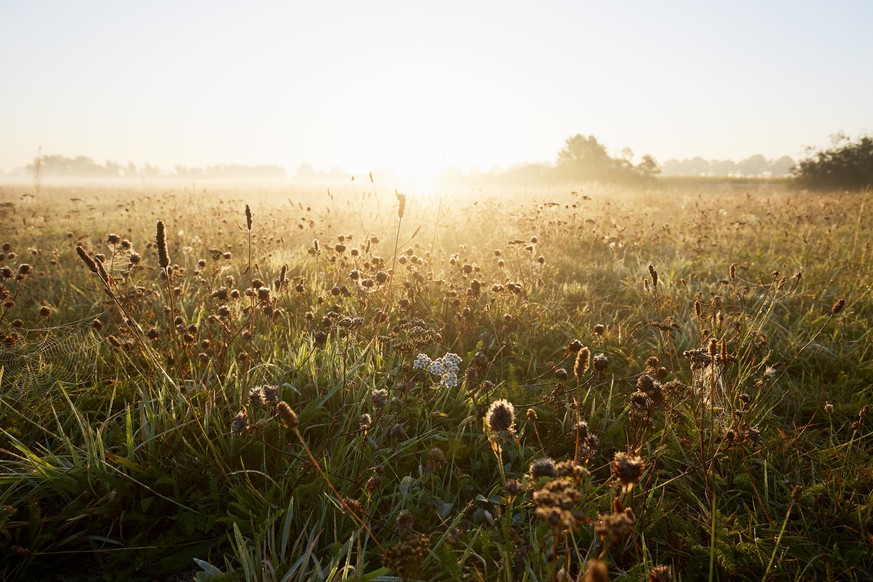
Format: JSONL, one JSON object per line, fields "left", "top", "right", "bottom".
{"left": 485, "top": 399, "right": 515, "bottom": 433}
{"left": 413, "top": 352, "right": 462, "bottom": 388}
{"left": 359, "top": 413, "right": 372, "bottom": 432}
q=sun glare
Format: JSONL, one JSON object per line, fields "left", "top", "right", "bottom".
{"left": 338, "top": 81, "right": 504, "bottom": 181}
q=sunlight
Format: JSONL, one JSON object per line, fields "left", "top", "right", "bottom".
{"left": 338, "top": 81, "right": 503, "bottom": 180}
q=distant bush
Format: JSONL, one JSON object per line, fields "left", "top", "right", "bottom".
{"left": 793, "top": 134, "right": 873, "bottom": 190}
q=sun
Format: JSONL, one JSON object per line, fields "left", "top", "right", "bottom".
{"left": 337, "top": 81, "right": 505, "bottom": 182}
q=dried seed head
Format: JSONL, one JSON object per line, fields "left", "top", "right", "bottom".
{"left": 582, "top": 559, "right": 610, "bottom": 582}
{"left": 231, "top": 410, "right": 249, "bottom": 435}
{"left": 155, "top": 220, "right": 170, "bottom": 269}
{"left": 592, "top": 353, "right": 608, "bottom": 372}
{"left": 831, "top": 298, "right": 846, "bottom": 315}
{"left": 649, "top": 564, "right": 675, "bottom": 582}
{"left": 504, "top": 479, "right": 523, "bottom": 499}
{"left": 76, "top": 245, "right": 99, "bottom": 274}
{"left": 594, "top": 509, "right": 635, "bottom": 543}
{"left": 486, "top": 399, "right": 515, "bottom": 433}
{"left": 529, "top": 457, "right": 557, "bottom": 480}
{"left": 396, "top": 509, "right": 415, "bottom": 534}
{"left": 730, "top": 263, "right": 737, "bottom": 280}
{"left": 611, "top": 452, "right": 645, "bottom": 487}
{"left": 371, "top": 388, "right": 389, "bottom": 410}
{"left": 573, "top": 346, "right": 591, "bottom": 378}
{"left": 648, "top": 264, "right": 658, "bottom": 287}
{"left": 93, "top": 255, "right": 110, "bottom": 283}
{"left": 276, "top": 401, "right": 298, "bottom": 428}
{"left": 396, "top": 191, "right": 406, "bottom": 218}
{"left": 244, "top": 204, "right": 253, "bottom": 231}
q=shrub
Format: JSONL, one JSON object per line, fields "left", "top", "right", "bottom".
{"left": 792, "top": 133, "right": 873, "bottom": 190}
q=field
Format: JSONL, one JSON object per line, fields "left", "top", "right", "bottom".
{"left": 0, "top": 181, "right": 870, "bottom": 581}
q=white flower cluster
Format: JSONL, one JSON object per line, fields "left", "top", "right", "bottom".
{"left": 413, "top": 352, "right": 462, "bottom": 388}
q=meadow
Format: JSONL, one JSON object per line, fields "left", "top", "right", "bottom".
{"left": 0, "top": 180, "right": 870, "bottom": 581}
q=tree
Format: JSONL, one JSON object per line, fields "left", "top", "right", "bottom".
{"left": 793, "top": 134, "right": 873, "bottom": 190}
{"left": 635, "top": 155, "right": 660, "bottom": 177}
{"left": 555, "top": 134, "right": 655, "bottom": 183}
{"left": 556, "top": 134, "right": 615, "bottom": 181}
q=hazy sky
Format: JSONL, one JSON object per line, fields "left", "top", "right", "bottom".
{"left": 1, "top": 1, "right": 872, "bottom": 177}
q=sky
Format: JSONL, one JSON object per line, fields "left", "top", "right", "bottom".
{"left": 1, "top": 1, "right": 872, "bottom": 178}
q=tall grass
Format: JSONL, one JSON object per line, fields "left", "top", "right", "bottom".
{"left": 0, "top": 183, "right": 870, "bottom": 581}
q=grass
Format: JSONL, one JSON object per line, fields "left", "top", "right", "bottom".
{"left": 0, "top": 181, "right": 870, "bottom": 581}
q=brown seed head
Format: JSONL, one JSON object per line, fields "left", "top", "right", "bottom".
{"left": 76, "top": 245, "right": 99, "bottom": 274}
{"left": 648, "top": 264, "right": 658, "bottom": 287}
{"left": 573, "top": 346, "right": 591, "bottom": 378}
{"left": 244, "top": 204, "right": 252, "bottom": 231}
{"left": 396, "top": 191, "right": 406, "bottom": 218}
{"left": 582, "top": 559, "right": 610, "bottom": 582}
{"left": 486, "top": 399, "right": 515, "bottom": 433}
{"left": 155, "top": 220, "right": 170, "bottom": 269}
{"left": 276, "top": 401, "right": 298, "bottom": 428}
{"left": 611, "top": 452, "right": 645, "bottom": 487}
{"left": 649, "top": 564, "right": 674, "bottom": 582}
{"left": 831, "top": 298, "right": 846, "bottom": 315}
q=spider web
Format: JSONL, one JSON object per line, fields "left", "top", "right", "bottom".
{"left": 0, "top": 314, "right": 106, "bottom": 399}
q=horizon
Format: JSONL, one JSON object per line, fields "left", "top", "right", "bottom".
{"left": 2, "top": 2, "right": 872, "bottom": 179}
